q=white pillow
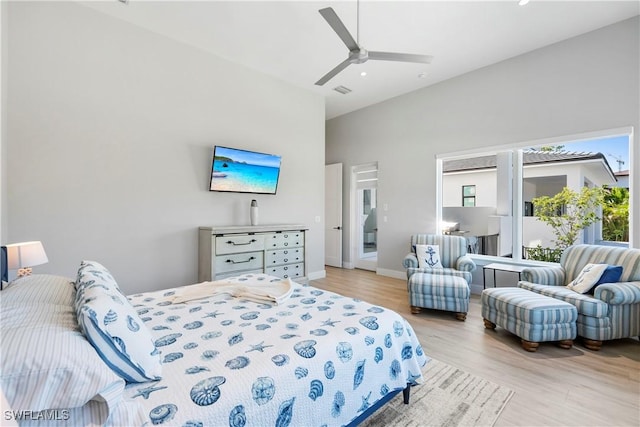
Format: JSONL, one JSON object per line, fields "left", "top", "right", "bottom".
{"left": 566, "top": 263, "right": 608, "bottom": 294}
{"left": 415, "top": 244, "right": 444, "bottom": 269}
{"left": 0, "top": 275, "right": 124, "bottom": 420}
{"left": 76, "top": 261, "right": 162, "bottom": 383}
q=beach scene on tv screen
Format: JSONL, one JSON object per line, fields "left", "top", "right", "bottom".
{"left": 210, "top": 146, "right": 281, "bottom": 194}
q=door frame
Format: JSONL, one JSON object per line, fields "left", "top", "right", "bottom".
{"left": 325, "top": 163, "right": 343, "bottom": 268}
{"left": 350, "top": 162, "right": 378, "bottom": 271}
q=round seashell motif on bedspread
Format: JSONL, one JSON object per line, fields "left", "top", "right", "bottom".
{"left": 190, "top": 376, "right": 227, "bottom": 406}
{"left": 336, "top": 342, "right": 353, "bottom": 363}
{"left": 251, "top": 377, "right": 275, "bottom": 405}
{"left": 149, "top": 403, "right": 177, "bottom": 425}
{"left": 271, "top": 354, "right": 289, "bottom": 366}
{"left": 358, "top": 316, "right": 379, "bottom": 330}
{"left": 225, "top": 356, "right": 250, "bottom": 369}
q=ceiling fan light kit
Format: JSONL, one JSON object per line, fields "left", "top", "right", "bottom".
{"left": 315, "top": 6, "right": 433, "bottom": 86}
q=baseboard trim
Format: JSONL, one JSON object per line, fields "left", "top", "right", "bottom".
{"left": 308, "top": 270, "right": 326, "bottom": 281}
{"left": 469, "top": 283, "right": 483, "bottom": 295}
{"left": 342, "top": 262, "right": 354, "bottom": 269}
{"left": 376, "top": 268, "right": 405, "bottom": 280}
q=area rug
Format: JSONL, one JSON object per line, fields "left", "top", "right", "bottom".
{"left": 361, "top": 358, "right": 514, "bottom": 427}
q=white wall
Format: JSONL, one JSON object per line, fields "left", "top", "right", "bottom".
{"left": 2, "top": 2, "right": 325, "bottom": 293}
{"left": 326, "top": 17, "right": 640, "bottom": 275}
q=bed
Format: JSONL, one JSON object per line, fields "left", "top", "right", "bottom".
{"left": 0, "top": 261, "right": 428, "bottom": 426}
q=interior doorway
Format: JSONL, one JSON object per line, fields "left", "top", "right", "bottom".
{"left": 352, "top": 163, "right": 378, "bottom": 271}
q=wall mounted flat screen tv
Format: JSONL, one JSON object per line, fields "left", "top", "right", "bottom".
{"left": 209, "top": 146, "right": 282, "bottom": 194}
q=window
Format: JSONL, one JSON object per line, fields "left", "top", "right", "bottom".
{"left": 462, "top": 185, "right": 476, "bottom": 207}
{"left": 438, "top": 131, "right": 632, "bottom": 261}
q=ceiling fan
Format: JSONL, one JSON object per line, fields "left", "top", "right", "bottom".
{"left": 315, "top": 4, "right": 433, "bottom": 86}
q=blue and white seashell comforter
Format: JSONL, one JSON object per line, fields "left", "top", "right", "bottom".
{"left": 124, "top": 274, "right": 428, "bottom": 426}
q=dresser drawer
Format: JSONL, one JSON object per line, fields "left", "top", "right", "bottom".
{"left": 265, "top": 248, "right": 304, "bottom": 267}
{"left": 215, "top": 234, "right": 264, "bottom": 255}
{"left": 215, "top": 251, "right": 264, "bottom": 274}
{"left": 215, "top": 269, "right": 264, "bottom": 280}
{"left": 266, "top": 263, "right": 304, "bottom": 280}
{"left": 264, "top": 232, "right": 304, "bottom": 250}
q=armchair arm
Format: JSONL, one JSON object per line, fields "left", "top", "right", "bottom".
{"left": 403, "top": 253, "right": 419, "bottom": 269}
{"left": 456, "top": 255, "right": 476, "bottom": 272}
{"left": 521, "top": 266, "right": 566, "bottom": 286}
{"left": 594, "top": 281, "right": 640, "bottom": 305}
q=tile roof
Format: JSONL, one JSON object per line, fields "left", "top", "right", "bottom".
{"left": 443, "top": 150, "right": 610, "bottom": 173}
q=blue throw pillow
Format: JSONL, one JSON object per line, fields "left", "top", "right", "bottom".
{"left": 589, "top": 265, "right": 623, "bottom": 294}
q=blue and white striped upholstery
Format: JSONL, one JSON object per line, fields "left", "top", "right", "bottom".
{"left": 519, "top": 244, "right": 640, "bottom": 342}
{"left": 408, "top": 274, "right": 470, "bottom": 313}
{"left": 404, "top": 234, "right": 476, "bottom": 317}
{"left": 482, "top": 287, "right": 577, "bottom": 343}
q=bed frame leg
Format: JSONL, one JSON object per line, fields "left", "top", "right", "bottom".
{"left": 403, "top": 384, "right": 411, "bottom": 404}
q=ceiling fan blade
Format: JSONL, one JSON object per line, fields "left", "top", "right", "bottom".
{"left": 368, "top": 51, "right": 434, "bottom": 64}
{"left": 319, "top": 7, "right": 359, "bottom": 52}
{"left": 315, "top": 58, "right": 352, "bottom": 86}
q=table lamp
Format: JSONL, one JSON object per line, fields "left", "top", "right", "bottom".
{"left": 5, "top": 241, "right": 49, "bottom": 278}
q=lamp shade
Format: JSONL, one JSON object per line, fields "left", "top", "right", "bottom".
{"left": 5, "top": 241, "right": 48, "bottom": 269}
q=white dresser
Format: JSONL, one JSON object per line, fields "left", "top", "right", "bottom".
{"left": 198, "top": 224, "right": 307, "bottom": 281}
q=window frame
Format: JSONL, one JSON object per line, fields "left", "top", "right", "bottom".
{"left": 436, "top": 127, "right": 635, "bottom": 263}
{"left": 462, "top": 185, "right": 476, "bottom": 207}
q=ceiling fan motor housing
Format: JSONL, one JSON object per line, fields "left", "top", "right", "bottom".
{"left": 349, "top": 48, "right": 369, "bottom": 64}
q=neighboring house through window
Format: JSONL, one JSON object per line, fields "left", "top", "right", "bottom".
{"left": 462, "top": 185, "right": 476, "bottom": 207}
{"left": 437, "top": 131, "right": 631, "bottom": 260}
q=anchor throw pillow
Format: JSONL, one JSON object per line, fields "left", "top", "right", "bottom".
{"left": 415, "top": 244, "right": 444, "bottom": 269}
{"left": 566, "top": 263, "right": 609, "bottom": 294}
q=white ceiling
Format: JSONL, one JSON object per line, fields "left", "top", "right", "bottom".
{"left": 82, "top": 0, "right": 640, "bottom": 119}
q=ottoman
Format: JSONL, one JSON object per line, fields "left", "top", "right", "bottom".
{"left": 408, "top": 273, "right": 470, "bottom": 321}
{"left": 481, "top": 287, "right": 578, "bottom": 352}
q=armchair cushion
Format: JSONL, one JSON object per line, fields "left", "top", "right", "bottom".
{"left": 406, "top": 267, "right": 472, "bottom": 284}
{"left": 518, "top": 281, "right": 608, "bottom": 318}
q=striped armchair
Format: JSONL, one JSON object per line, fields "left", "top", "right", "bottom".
{"left": 403, "top": 234, "right": 476, "bottom": 320}
{"left": 519, "top": 244, "right": 640, "bottom": 350}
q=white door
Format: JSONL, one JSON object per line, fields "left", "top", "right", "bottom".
{"left": 325, "top": 163, "right": 343, "bottom": 268}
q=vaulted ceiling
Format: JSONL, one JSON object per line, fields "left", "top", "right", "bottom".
{"left": 83, "top": 1, "right": 640, "bottom": 119}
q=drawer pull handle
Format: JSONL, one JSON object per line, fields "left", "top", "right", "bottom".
{"left": 226, "top": 256, "right": 256, "bottom": 264}
{"left": 227, "top": 239, "right": 257, "bottom": 246}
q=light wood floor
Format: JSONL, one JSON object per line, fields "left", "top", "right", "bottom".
{"left": 310, "top": 267, "right": 640, "bottom": 427}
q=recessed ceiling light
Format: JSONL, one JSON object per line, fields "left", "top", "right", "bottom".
{"left": 518, "top": 0, "right": 530, "bottom": 6}
{"left": 418, "top": 72, "right": 429, "bottom": 79}
{"left": 360, "top": 71, "right": 367, "bottom": 77}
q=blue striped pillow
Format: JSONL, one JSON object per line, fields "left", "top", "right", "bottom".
{"left": 76, "top": 261, "right": 162, "bottom": 383}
